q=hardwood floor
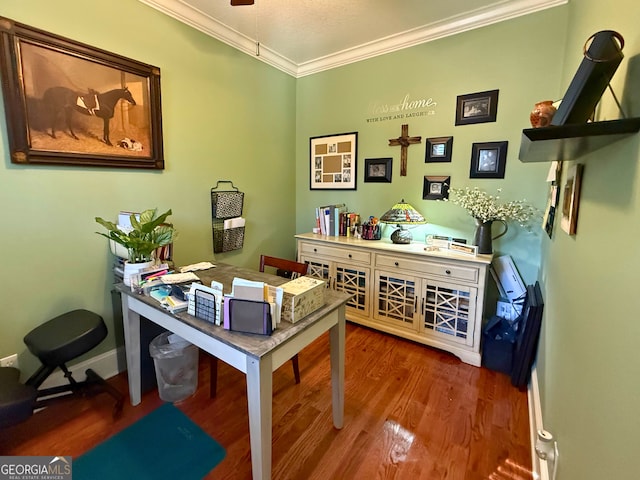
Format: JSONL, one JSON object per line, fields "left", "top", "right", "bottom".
{"left": 0, "top": 323, "right": 532, "bottom": 479}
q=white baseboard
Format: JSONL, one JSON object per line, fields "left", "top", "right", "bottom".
{"left": 528, "top": 364, "right": 551, "bottom": 480}
{"left": 39, "top": 347, "right": 126, "bottom": 390}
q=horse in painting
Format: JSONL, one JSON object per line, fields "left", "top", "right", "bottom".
{"left": 42, "top": 86, "right": 137, "bottom": 146}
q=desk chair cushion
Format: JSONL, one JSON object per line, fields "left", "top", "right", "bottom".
{"left": 24, "top": 309, "right": 107, "bottom": 367}
{"left": 0, "top": 367, "right": 37, "bottom": 428}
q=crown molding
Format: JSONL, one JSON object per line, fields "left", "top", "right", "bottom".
{"left": 138, "top": 0, "right": 298, "bottom": 76}
{"left": 139, "top": 0, "right": 567, "bottom": 78}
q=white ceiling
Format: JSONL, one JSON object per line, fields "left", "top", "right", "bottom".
{"left": 139, "top": 0, "right": 567, "bottom": 77}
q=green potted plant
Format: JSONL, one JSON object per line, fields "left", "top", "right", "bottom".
{"left": 95, "top": 208, "right": 177, "bottom": 284}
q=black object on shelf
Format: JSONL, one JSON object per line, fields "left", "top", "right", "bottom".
{"left": 518, "top": 117, "right": 640, "bottom": 163}
{"left": 551, "top": 30, "right": 625, "bottom": 126}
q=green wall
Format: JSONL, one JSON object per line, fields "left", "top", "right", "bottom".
{"left": 295, "top": 8, "right": 568, "bottom": 285}
{"left": 537, "top": 0, "right": 640, "bottom": 478}
{"left": 0, "top": 0, "right": 296, "bottom": 375}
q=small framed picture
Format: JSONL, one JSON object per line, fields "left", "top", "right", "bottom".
{"left": 364, "top": 157, "right": 392, "bottom": 183}
{"left": 425, "top": 136, "right": 453, "bottom": 163}
{"left": 455, "top": 89, "right": 499, "bottom": 126}
{"left": 422, "top": 175, "right": 450, "bottom": 200}
{"left": 561, "top": 163, "right": 583, "bottom": 235}
{"left": 310, "top": 132, "right": 357, "bottom": 190}
{"left": 469, "top": 141, "right": 508, "bottom": 179}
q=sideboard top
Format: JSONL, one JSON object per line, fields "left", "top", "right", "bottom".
{"left": 295, "top": 232, "right": 493, "bottom": 265}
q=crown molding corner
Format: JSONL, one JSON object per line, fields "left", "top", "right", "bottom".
{"left": 138, "top": 0, "right": 298, "bottom": 76}
{"left": 140, "top": 0, "right": 568, "bottom": 79}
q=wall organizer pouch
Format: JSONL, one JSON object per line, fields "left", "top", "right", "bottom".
{"left": 211, "top": 180, "right": 245, "bottom": 253}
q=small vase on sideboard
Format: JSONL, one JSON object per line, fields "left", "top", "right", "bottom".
{"left": 473, "top": 219, "right": 508, "bottom": 254}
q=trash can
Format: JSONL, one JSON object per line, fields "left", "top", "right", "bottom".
{"left": 482, "top": 315, "right": 517, "bottom": 375}
{"left": 149, "top": 332, "right": 199, "bottom": 402}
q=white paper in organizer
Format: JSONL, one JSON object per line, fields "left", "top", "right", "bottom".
{"left": 223, "top": 217, "right": 245, "bottom": 229}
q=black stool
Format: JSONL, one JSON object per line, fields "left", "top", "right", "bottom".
{"left": 0, "top": 367, "right": 37, "bottom": 428}
{"left": 0, "top": 309, "right": 124, "bottom": 428}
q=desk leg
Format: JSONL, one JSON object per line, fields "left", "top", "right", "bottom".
{"left": 246, "top": 355, "right": 272, "bottom": 480}
{"left": 329, "top": 304, "right": 345, "bottom": 429}
{"left": 121, "top": 295, "right": 142, "bottom": 406}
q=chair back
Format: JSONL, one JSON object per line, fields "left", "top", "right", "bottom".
{"left": 259, "top": 255, "right": 308, "bottom": 279}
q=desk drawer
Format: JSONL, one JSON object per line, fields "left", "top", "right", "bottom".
{"left": 375, "top": 254, "right": 479, "bottom": 283}
{"left": 299, "top": 242, "right": 370, "bottom": 264}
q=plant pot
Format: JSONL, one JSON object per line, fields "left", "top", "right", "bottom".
{"left": 123, "top": 260, "right": 154, "bottom": 286}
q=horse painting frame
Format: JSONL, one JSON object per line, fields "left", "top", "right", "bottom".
{"left": 0, "top": 17, "right": 164, "bottom": 169}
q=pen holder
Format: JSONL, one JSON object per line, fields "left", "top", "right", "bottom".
{"left": 361, "top": 223, "right": 381, "bottom": 240}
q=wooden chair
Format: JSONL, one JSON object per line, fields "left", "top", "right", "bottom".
{"left": 209, "top": 255, "right": 308, "bottom": 398}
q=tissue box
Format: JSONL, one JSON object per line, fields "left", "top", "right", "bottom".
{"left": 280, "top": 276, "right": 326, "bottom": 323}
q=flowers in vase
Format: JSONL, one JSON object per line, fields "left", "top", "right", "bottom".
{"left": 446, "top": 187, "right": 538, "bottom": 228}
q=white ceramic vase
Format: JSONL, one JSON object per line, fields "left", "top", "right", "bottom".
{"left": 123, "top": 260, "right": 154, "bottom": 286}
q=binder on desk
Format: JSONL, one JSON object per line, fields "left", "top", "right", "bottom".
{"left": 223, "top": 298, "right": 273, "bottom": 335}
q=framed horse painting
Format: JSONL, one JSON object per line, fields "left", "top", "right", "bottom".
{"left": 0, "top": 17, "right": 164, "bottom": 169}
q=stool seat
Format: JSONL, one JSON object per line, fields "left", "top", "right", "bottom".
{"left": 0, "top": 367, "right": 37, "bottom": 428}
{"left": 24, "top": 309, "right": 107, "bottom": 367}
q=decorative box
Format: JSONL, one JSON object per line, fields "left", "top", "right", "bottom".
{"left": 280, "top": 276, "right": 326, "bottom": 323}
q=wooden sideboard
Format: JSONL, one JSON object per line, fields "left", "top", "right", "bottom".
{"left": 296, "top": 233, "right": 492, "bottom": 366}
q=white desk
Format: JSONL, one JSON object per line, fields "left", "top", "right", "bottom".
{"left": 117, "top": 263, "right": 350, "bottom": 480}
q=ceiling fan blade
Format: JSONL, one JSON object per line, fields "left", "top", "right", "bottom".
{"left": 231, "top": 0, "right": 254, "bottom": 5}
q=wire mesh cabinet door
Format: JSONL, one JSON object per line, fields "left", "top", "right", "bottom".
{"left": 335, "top": 263, "right": 370, "bottom": 316}
{"left": 373, "top": 270, "right": 419, "bottom": 331}
{"left": 420, "top": 279, "right": 477, "bottom": 347}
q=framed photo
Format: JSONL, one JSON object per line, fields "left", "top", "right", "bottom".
{"left": 425, "top": 136, "right": 453, "bottom": 163}
{"left": 561, "top": 163, "right": 583, "bottom": 235}
{"left": 469, "top": 141, "right": 508, "bottom": 179}
{"left": 310, "top": 132, "right": 357, "bottom": 190}
{"left": 0, "top": 17, "right": 163, "bottom": 169}
{"left": 364, "top": 157, "right": 392, "bottom": 183}
{"left": 455, "top": 89, "right": 499, "bottom": 126}
{"left": 422, "top": 175, "right": 450, "bottom": 200}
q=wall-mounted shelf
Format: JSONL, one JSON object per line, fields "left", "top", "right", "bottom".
{"left": 518, "top": 117, "right": 640, "bottom": 163}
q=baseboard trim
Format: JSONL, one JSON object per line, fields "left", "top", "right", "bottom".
{"left": 39, "top": 347, "right": 126, "bottom": 390}
{"left": 528, "top": 364, "right": 550, "bottom": 480}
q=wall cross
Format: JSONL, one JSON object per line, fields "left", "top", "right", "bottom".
{"left": 389, "top": 124, "right": 422, "bottom": 176}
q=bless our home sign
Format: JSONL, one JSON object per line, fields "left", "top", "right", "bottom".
{"left": 366, "top": 93, "right": 438, "bottom": 123}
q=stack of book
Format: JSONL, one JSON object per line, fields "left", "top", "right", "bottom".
{"left": 315, "top": 204, "right": 360, "bottom": 236}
